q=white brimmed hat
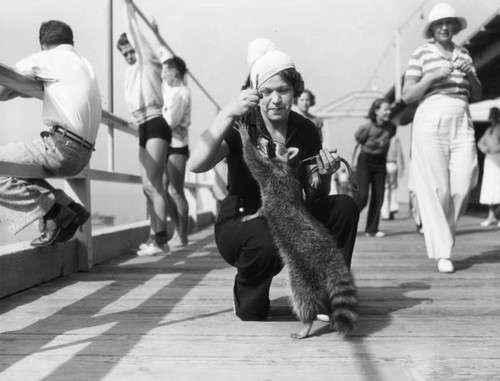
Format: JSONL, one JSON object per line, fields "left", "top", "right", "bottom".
{"left": 423, "top": 3, "right": 467, "bottom": 39}
{"left": 247, "top": 38, "right": 295, "bottom": 89}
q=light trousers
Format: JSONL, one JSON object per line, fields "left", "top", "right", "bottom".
{"left": 411, "top": 95, "right": 478, "bottom": 259}
{"left": 0, "top": 132, "right": 92, "bottom": 234}
{"left": 381, "top": 162, "right": 399, "bottom": 219}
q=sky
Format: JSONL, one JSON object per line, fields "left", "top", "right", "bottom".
{"left": 1, "top": 0, "right": 499, "bottom": 232}
{"left": 1, "top": 0, "right": 499, "bottom": 155}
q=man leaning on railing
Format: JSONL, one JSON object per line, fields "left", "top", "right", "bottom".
{"left": 0, "top": 20, "right": 102, "bottom": 247}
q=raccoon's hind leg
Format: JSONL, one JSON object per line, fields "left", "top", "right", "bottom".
{"left": 289, "top": 292, "right": 317, "bottom": 339}
{"left": 291, "top": 321, "right": 313, "bottom": 340}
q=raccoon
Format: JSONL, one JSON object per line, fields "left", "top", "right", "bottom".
{"left": 237, "top": 121, "right": 358, "bottom": 339}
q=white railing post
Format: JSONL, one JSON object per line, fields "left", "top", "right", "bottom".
{"left": 65, "top": 169, "right": 93, "bottom": 271}
{"left": 107, "top": 0, "right": 115, "bottom": 171}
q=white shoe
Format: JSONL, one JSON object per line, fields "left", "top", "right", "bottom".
{"left": 169, "top": 234, "right": 189, "bottom": 248}
{"left": 139, "top": 238, "right": 154, "bottom": 250}
{"left": 365, "top": 231, "right": 385, "bottom": 238}
{"left": 480, "top": 219, "right": 497, "bottom": 227}
{"left": 316, "top": 314, "right": 330, "bottom": 322}
{"left": 137, "top": 242, "right": 170, "bottom": 256}
{"left": 437, "top": 258, "right": 454, "bottom": 273}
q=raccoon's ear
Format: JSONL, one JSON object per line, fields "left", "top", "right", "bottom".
{"left": 287, "top": 147, "right": 299, "bottom": 161}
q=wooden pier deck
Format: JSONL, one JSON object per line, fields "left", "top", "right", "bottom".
{"left": 1, "top": 206, "right": 499, "bottom": 381}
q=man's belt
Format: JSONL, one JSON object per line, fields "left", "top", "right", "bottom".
{"left": 51, "top": 125, "right": 95, "bottom": 151}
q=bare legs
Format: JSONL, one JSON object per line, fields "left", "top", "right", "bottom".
{"left": 140, "top": 138, "right": 168, "bottom": 237}
{"left": 165, "top": 152, "right": 189, "bottom": 246}
{"left": 480, "top": 204, "right": 500, "bottom": 226}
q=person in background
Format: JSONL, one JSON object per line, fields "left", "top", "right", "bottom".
{"left": 187, "top": 38, "right": 359, "bottom": 321}
{"left": 294, "top": 89, "right": 324, "bottom": 141}
{"left": 381, "top": 134, "right": 405, "bottom": 220}
{"left": 160, "top": 53, "right": 191, "bottom": 247}
{"left": 477, "top": 107, "right": 500, "bottom": 227}
{"left": 354, "top": 98, "right": 396, "bottom": 238}
{"left": 402, "top": 3, "right": 482, "bottom": 273}
{"left": 117, "top": 0, "right": 172, "bottom": 256}
{"left": 0, "top": 20, "right": 101, "bottom": 246}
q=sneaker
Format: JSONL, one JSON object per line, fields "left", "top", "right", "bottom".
{"left": 480, "top": 219, "right": 497, "bottom": 227}
{"left": 437, "top": 258, "right": 454, "bottom": 273}
{"left": 365, "top": 231, "right": 385, "bottom": 238}
{"left": 136, "top": 242, "right": 170, "bottom": 256}
{"left": 139, "top": 240, "right": 153, "bottom": 250}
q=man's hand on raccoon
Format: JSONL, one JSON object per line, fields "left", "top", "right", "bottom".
{"left": 316, "top": 147, "right": 340, "bottom": 175}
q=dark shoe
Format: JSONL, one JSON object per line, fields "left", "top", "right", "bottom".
{"left": 31, "top": 206, "right": 77, "bottom": 247}
{"left": 55, "top": 203, "right": 91, "bottom": 243}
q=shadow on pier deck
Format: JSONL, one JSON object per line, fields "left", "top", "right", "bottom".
{"left": 0, "top": 205, "right": 499, "bottom": 381}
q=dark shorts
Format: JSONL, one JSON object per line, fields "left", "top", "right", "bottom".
{"left": 167, "top": 145, "right": 190, "bottom": 158}
{"left": 138, "top": 117, "right": 172, "bottom": 148}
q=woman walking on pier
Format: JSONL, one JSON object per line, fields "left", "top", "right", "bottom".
{"left": 402, "top": 3, "right": 482, "bottom": 273}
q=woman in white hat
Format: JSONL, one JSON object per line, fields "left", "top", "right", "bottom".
{"left": 402, "top": 3, "right": 482, "bottom": 273}
{"left": 188, "top": 39, "right": 359, "bottom": 321}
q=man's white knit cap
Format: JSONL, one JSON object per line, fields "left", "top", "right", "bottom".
{"left": 247, "top": 38, "right": 295, "bottom": 89}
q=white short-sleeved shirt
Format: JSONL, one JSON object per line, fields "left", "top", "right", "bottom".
{"left": 15, "top": 44, "right": 102, "bottom": 143}
{"left": 162, "top": 84, "right": 191, "bottom": 148}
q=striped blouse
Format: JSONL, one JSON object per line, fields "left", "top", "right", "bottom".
{"left": 404, "top": 42, "right": 476, "bottom": 101}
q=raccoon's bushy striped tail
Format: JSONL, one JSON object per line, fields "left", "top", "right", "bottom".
{"left": 328, "top": 274, "right": 358, "bottom": 336}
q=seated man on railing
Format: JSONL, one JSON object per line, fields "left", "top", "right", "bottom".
{"left": 0, "top": 20, "right": 102, "bottom": 247}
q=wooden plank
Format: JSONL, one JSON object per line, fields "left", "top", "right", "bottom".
{"left": 65, "top": 176, "right": 93, "bottom": 271}
{"left": 0, "top": 210, "right": 499, "bottom": 381}
{"left": 0, "top": 63, "right": 43, "bottom": 99}
{"left": 0, "top": 63, "right": 136, "bottom": 135}
{"left": 89, "top": 169, "right": 141, "bottom": 184}
{"left": 0, "top": 161, "right": 52, "bottom": 177}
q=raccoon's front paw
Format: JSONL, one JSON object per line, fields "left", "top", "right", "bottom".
{"left": 234, "top": 120, "right": 249, "bottom": 134}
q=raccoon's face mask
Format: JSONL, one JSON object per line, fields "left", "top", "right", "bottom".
{"left": 256, "top": 135, "right": 299, "bottom": 163}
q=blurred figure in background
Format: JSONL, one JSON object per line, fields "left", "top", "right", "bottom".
{"left": 381, "top": 134, "right": 405, "bottom": 220}
{"left": 477, "top": 107, "right": 500, "bottom": 227}
{"left": 294, "top": 89, "right": 324, "bottom": 141}
{"left": 354, "top": 98, "right": 396, "bottom": 238}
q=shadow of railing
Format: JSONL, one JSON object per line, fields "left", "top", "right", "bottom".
{"left": 0, "top": 62, "right": 221, "bottom": 298}
{"left": 0, "top": 231, "right": 229, "bottom": 380}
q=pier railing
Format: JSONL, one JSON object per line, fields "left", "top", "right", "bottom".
{"left": 0, "top": 62, "right": 219, "bottom": 298}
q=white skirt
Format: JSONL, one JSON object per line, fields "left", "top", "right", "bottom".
{"left": 480, "top": 153, "right": 500, "bottom": 205}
